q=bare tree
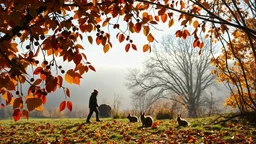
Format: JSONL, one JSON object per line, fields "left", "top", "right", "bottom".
{"left": 126, "top": 36, "right": 215, "bottom": 117}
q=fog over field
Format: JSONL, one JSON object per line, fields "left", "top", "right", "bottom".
{"left": 44, "top": 46, "right": 149, "bottom": 111}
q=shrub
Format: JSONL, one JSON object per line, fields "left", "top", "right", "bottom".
{"left": 155, "top": 108, "right": 174, "bottom": 120}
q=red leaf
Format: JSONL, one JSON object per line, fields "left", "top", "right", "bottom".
{"left": 67, "top": 101, "right": 72, "bottom": 111}
{"left": 13, "top": 109, "right": 22, "bottom": 122}
{"left": 118, "top": 34, "right": 125, "bottom": 43}
{"left": 66, "top": 88, "right": 70, "bottom": 98}
{"left": 125, "top": 44, "right": 130, "bottom": 52}
{"left": 84, "top": 65, "right": 89, "bottom": 72}
{"left": 175, "top": 30, "right": 182, "bottom": 37}
{"left": 23, "top": 109, "right": 29, "bottom": 120}
{"left": 89, "top": 65, "right": 96, "bottom": 72}
{"left": 73, "top": 54, "right": 82, "bottom": 65}
{"left": 33, "top": 67, "right": 43, "bottom": 75}
{"left": 131, "top": 44, "right": 137, "bottom": 51}
{"left": 1, "top": 103, "right": 5, "bottom": 108}
{"left": 13, "top": 97, "right": 21, "bottom": 109}
{"left": 41, "top": 95, "right": 47, "bottom": 104}
{"left": 60, "top": 101, "right": 66, "bottom": 112}
{"left": 193, "top": 39, "right": 200, "bottom": 48}
{"left": 134, "top": 22, "right": 142, "bottom": 33}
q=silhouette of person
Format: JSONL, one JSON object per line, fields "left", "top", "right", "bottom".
{"left": 86, "top": 89, "right": 101, "bottom": 123}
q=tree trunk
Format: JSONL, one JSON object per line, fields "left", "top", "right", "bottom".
{"left": 188, "top": 104, "right": 197, "bottom": 118}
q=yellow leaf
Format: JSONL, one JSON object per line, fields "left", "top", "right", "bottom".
{"left": 103, "top": 44, "right": 110, "bottom": 53}
{"left": 92, "top": 0, "right": 97, "bottom": 6}
{"left": 168, "top": 19, "right": 174, "bottom": 27}
{"left": 193, "top": 20, "right": 199, "bottom": 28}
{"left": 35, "top": 103, "right": 43, "bottom": 111}
{"left": 65, "top": 69, "right": 74, "bottom": 84}
{"left": 11, "top": 43, "right": 18, "bottom": 52}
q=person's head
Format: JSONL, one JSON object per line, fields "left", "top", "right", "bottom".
{"left": 92, "top": 89, "right": 98, "bottom": 96}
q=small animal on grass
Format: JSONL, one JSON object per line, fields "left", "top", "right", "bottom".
{"left": 177, "top": 114, "right": 188, "bottom": 127}
{"left": 140, "top": 112, "right": 153, "bottom": 127}
{"left": 127, "top": 113, "right": 138, "bottom": 122}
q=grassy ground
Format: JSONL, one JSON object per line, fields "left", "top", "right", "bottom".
{"left": 0, "top": 116, "right": 255, "bottom": 143}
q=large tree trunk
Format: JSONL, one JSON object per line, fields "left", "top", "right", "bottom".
{"left": 188, "top": 102, "right": 198, "bottom": 118}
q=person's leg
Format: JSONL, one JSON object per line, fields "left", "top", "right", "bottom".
{"left": 86, "top": 109, "right": 93, "bottom": 123}
{"left": 95, "top": 108, "right": 100, "bottom": 121}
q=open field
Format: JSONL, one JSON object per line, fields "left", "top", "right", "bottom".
{"left": 0, "top": 116, "right": 255, "bottom": 143}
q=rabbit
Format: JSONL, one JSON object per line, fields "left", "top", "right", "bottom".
{"left": 177, "top": 114, "right": 188, "bottom": 127}
{"left": 140, "top": 112, "right": 153, "bottom": 127}
{"left": 127, "top": 113, "right": 138, "bottom": 123}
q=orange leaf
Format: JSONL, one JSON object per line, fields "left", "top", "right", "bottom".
{"left": 103, "top": 44, "right": 110, "bottom": 53}
{"left": 143, "top": 44, "right": 150, "bottom": 52}
{"left": 125, "top": 44, "right": 130, "bottom": 52}
{"left": 180, "top": 1, "right": 185, "bottom": 9}
{"left": 193, "top": 20, "right": 199, "bottom": 28}
{"left": 65, "top": 69, "right": 74, "bottom": 84}
{"left": 33, "top": 67, "right": 42, "bottom": 75}
{"left": 147, "top": 33, "right": 154, "bottom": 42}
{"left": 96, "top": 36, "right": 101, "bottom": 45}
{"left": 67, "top": 101, "right": 72, "bottom": 111}
{"left": 143, "top": 26, "right": 150, "bottom": 36}
{"left": 33, "top": 79, "right": 42, "bottom": 85}
{"left": 118, "top": 34, "right": 125, "bottom": 43}
{"left": 73, "top": 75, "right": 80, "bottom": 85}
{"left": 161, "top": 13, "right": 167, "bottom": 23}
{"left": 13, "top": 109, "right": 22, "bottom": 122}
{"left": 89, "top": 65, "right": 96, "bottom": 72}
{"left": 60, "top": 101, "right": 66, "bottom": 112}
{"left": 202, "top": 2, "right": 210, "bottom": 9}
{"left": 134, "top": 23, "right": 142, "bottom": 33}
{"left": 66, "top": 88, "right": 70, "bottom": 98}
{"left": 22, "top": 109, "right": 29, "bottom": 120}
{"left": 57, "top": 75, "right": 63, "bottom": 88}
{"left": 154, "top": 16, "right": 159, "bottom": 21}
{"left": 199, "top": 42, "right": 204, "bottom": 48}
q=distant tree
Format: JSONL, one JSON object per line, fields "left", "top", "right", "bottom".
{"left": 126, "top": 36, "right": 215, "bottom": 117}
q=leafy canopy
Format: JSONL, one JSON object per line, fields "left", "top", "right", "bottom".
{"left": 0, "top": 0, "right": 255, "bottom": 121}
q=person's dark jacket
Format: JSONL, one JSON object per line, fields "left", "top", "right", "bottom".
{"left": 89, "top": 93, "right": 98, "bottom": 109}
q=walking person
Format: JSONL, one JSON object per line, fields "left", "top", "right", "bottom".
{"left": 86, "top": 89, "right": 101, "bottom": 123}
